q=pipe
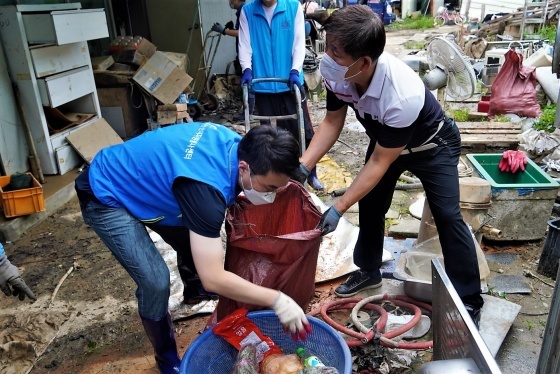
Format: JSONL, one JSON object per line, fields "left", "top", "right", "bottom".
{"left": 311, "top": 293, "right": 433, "bottom": 350}
{"left": 479, "top": 224, "right": 502, "bottom": 237}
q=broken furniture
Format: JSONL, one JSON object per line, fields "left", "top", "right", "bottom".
{"left": 0, "top": 3, "right": 109, "bottom": 175}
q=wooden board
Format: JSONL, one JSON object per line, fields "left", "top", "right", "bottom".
{"left": 66, "top": 118, "right": 123, "bottom": 164}
{"left": 457, "top": 121, "right": 521, "bottom": 149}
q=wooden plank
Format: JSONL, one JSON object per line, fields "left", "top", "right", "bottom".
{"left": 456, "top": 122, "right": 521, "bottom": 130}
{"left": 66, "top": 118, "right": 123, "bottom": 164}
{"left": 461, "top": 134, "right": 519, "bottom": 145}
{"left": 459, "top": 129, "right": 522, "bottom": 134}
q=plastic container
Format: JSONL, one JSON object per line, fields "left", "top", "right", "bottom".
{"left": 180, "top": 310, "right": 352, "bottom": 374}
{"left": 537, "top": 218, "right": 560, "bottom": 280}
{"left": 0, "top": 173, "right": 45, "bottom": 218}
{"left": 467, "top": 154, "right": 560, "bottom": 241}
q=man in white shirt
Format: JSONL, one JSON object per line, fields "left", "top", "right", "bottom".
{"left": 299, "top": 5, "right": 484, "bottom": 327}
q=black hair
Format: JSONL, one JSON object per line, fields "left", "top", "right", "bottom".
{"left": 323, "top": 5, "right": 386, "bottom": 62}
{"left": 238, "top": 125, "right": 300, "bottom": 178}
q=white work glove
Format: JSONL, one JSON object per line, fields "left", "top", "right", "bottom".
{"left": 0, "top": 254, "right": 36, "bottom": 301}
{"left": 271, "top": 291, "right": 312, "bottom": 340}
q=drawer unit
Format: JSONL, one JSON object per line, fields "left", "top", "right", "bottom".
{"left": 22, "top": 9, "right": 108, "bottom": 45}
{"left": 30, "top": 42, "right": 90, "bottom": 78}
{"left": 37, "top": 66, "right": 95, "bottom": 107}
{"left": 0, "top": 3, "right": 107, "bottom": 175}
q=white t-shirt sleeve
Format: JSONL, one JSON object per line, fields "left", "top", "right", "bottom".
{"left": 238, "top": 8, "right": 252, "bottom": 72}
{"left": 292, "top": 3, "right": 305, "bottom": 71}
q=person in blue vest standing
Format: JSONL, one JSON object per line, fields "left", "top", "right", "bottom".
{"left": 0, "top": 243, "right": 36, "bottom": 301}
{"left": 75, "top": 123, "right": 311, "bottom": 374}
{"left": 238, "top": 0, "right": 325, "bottom": 191}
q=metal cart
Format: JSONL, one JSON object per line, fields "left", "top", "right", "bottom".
{"left": 242, "top": 78, "right": 306, "bottom": 156}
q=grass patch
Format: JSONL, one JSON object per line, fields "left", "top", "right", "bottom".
{"left": 390, "top": 16, "right": 435, "bottom": 31}
{"left": 493, "top": 115, "right": 510, "bottom": 122}
{"left": 447, "top": 109, "right": 470, "bottom": 122}
{"left": 530, "top": 24, "right": 557, "bottom": 43}
{"left": 404, "top": 40, "right": 427, "bottom": 50}
{"left": 534, "top": 104, "right": 557, "bottom": 133}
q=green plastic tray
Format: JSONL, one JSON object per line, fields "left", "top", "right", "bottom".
{"left": 466, "top": 153, "right": 559, "bottom": 189}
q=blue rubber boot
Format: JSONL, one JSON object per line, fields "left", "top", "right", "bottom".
{"left": 141, "top": 312, "right": 180, "bottom": 374}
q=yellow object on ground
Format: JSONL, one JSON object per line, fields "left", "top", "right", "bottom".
{"left": 309, "top": 155, "right": 353, "bottom": 194}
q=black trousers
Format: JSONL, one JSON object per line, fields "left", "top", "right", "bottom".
{"left": 254, "top": 86, "right": 315, "bottom": 147}
{"left": 356, "top": 117, "right": 483, "bottom": 307}
{"left": 145, "top": 225, "right": 196, "bottom": 285}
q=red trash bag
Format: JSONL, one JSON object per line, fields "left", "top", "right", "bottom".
{"left": 488, "top": 48, "right": 541, "bottom": 118}
{"left": 215, "top": 181, "right": 322, "bottom": 321}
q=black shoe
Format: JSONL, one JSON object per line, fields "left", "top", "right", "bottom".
{"left": 465, "top": 304, "right": 481, "bottom": 329}
{"left": 334, "top": 270, "right": 382, "bottom": 297}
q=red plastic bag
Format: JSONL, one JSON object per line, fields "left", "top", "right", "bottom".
{"left": 213, "top": 308, "right": 283, "bottom": 362}
{"left": 215, "top": 181, "right": 322, "bottom": 321}
{"left": 488, "top": 49, "right": 541, "bottom": 118}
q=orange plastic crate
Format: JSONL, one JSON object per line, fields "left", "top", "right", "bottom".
{"left": 0, "top": 173, "right": 45, "bottom": 218}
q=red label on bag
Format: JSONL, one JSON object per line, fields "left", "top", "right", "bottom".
{"left": 213, "top": 308, "right": 283, "bottom": 361}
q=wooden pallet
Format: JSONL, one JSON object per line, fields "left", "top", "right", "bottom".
{"left": 457, "top": 121, "right": 522, "bottom": 151}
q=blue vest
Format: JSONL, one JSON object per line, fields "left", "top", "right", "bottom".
{"left": 89, "top": 123, "right": 240, "bottom": 226}
{"left": 244, "top": 0, "right": 304, "bottom": 93}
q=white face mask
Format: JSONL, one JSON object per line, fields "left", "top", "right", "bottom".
{"left": 319, "top": 53, "right": 362, "bottom": 82}
{"left": 241, "top": 169, "right": 276, "bottom": 205}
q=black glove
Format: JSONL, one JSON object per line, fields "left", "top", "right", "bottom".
{"left": 211, "top": 22, "right": 226, "bottom": 35}
{"left": 0, "top": 254, "right": 36, "bottom": 301}
{"left": 225, "top": 21, "right": 234, "bottom": 30}
{"left": 292, "top": 163, "right": 310, "bottom": 184}
{"left": 317, "top": 206, "right": 342, "bottom": 236}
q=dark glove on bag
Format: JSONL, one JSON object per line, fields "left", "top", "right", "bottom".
{"left": 289, "top": 69, "right": 301, "bottom": 89}
{"left": 240, "top": 68, "right": 253, "bottom": 87}
{"left": 317, "top": 206, "right": 342, "bottom": 236}
{"left": 292, "top": 164, "right": 310, "bottom": 184}
{"left": 0, "top": 254, "right": 36, "bottom": 301}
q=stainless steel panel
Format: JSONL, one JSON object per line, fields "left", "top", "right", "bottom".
{"left": 431, "top": 259, "right": 502, "bottom": 373}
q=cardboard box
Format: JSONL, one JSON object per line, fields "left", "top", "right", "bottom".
{"left": 91, "top": 55, "right": 115, "bottom": 71}
{"left": 110, "top": 37, "right": 157, "bottom": 66}
{"left": 133, "top": 51, "right": 193, "bottom": 104}
{"left": 161, "top": 51, "right": 187, "bottom": 72}
{"left": 156, "top": 103, "right": 190, "bottom": 125}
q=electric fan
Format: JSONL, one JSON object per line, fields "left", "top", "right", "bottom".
{"left": 422, "top": 36, "right": 477, "bottom": 102}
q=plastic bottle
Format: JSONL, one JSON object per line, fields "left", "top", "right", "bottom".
{"left": 296, "top": 348, "right": 325, "bottom": 367}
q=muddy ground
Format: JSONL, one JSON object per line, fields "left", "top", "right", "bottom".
{"left": 0, "top": 27, "right": 555, "bottom": 374}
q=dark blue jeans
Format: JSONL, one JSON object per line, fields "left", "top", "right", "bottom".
{"left": 356, "top": 118, "right": 483, "bottom": 307}
{"left": 80, "top": 199, "right": 171, "bottom": 319}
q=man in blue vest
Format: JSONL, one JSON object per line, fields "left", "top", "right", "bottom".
{"left": 238, "top": 0, "right": 324, "bottom": 191}
{"left": 0, "top": 243, "right": 36, "bottom": 301}
{"left": 75, "top": 123, "right": 311, "bottom": 374}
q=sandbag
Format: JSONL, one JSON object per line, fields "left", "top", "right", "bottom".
{"left": 489, "top": 49, "right": 541, "bottom": 118}
{"left": 216, "top": 181, "right": 322, "bottom": 321}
